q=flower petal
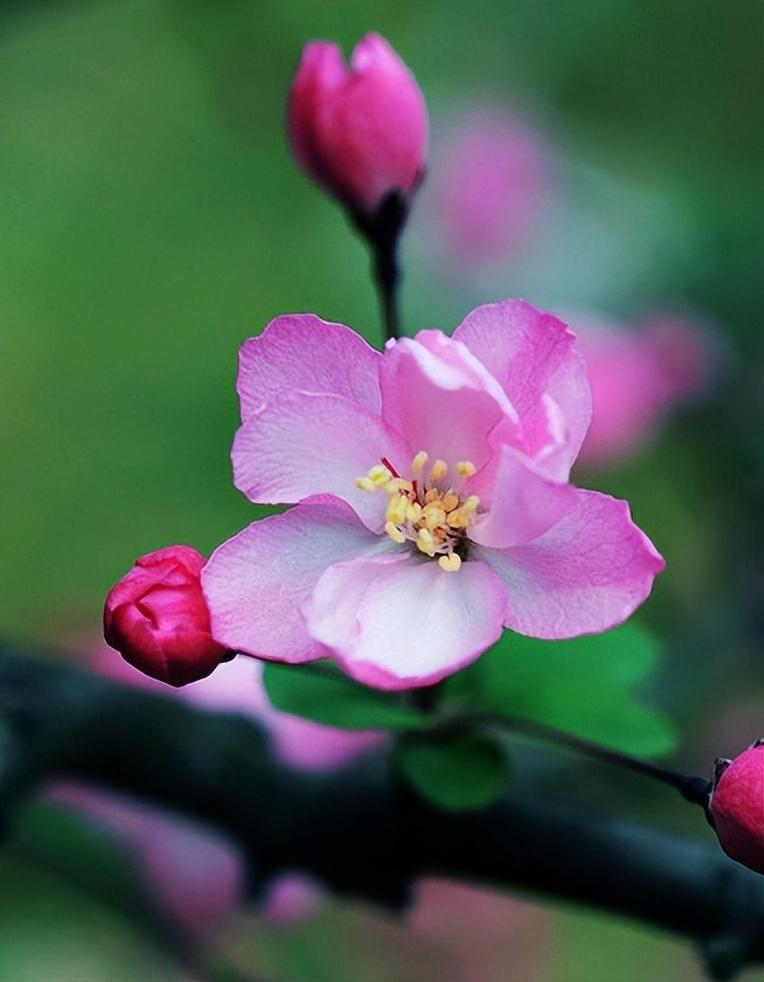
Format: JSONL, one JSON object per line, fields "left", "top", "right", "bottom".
{"left": 468, "top": 445, "right": 577, "bottom": 549}
{"left": 379, "top": 331, "right": 518, "bottom": 470}
{"left": 232, "top": 392, "right": 410, "bottom": 532}
{"left": 474, "top": 489, "right": 664, "bottom": 639}
{"left": 237, "top": 314, "right": 382, "bottom": 422}
{"left": 453, "top": 300, "right": 591, "bottom": 478}
{"left": 202, "top": 502, "right": 384, "bottom": 662}
{"left": 305, "top": 554, "right": 507, "bottom": 690}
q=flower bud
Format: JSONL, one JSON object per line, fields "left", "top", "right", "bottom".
{"left": 104, "top": 545, "right": 228, "bottom": 686}
{"left": 708, "top": 740, "right": 764, "bottom": 874}
{"left": 288, "top": 33, "right": 427, "bottom": 215}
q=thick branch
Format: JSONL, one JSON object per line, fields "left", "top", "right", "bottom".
{"left": 1, "top": 648, "right": 761, "bottom": 980}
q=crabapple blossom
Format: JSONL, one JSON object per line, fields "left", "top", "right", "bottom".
{"left": 203, "top": 299, "right": 665, "bottom": 691}
{"left": 709, "top": 740, "right": 764, "bottom": 875}
{"left": 104, "top": 545, "right": 228, "bottom": 686}
{"left": 288, "top": 33, "right": 427, "bottom": 214}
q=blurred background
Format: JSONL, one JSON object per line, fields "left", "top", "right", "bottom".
{"left": 1, "top": 1, "right": 762, "bottom": 979}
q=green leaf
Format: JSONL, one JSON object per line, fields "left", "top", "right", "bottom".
{"left": 262, "top": 662, "right": 426, "bottom": 731}
{"left": 396, "top": 732, "right": 509, "bottom": 811}
{"left": 443, "top": 624, "right": 676, "bottom": 757}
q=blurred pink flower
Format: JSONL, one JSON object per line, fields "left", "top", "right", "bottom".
{"left": 204, "top": 301, "right": 664, "bottom": 690}
{"left": 433, "top": 106, "right": 549, "bottom": 266}
{"left": 571, "top": 311, "right": 716, "bottom": 469}
{"left": 45, "top": 647, "right": 386, "bottom": 936}
{"left": 288, "top": 33, "right": 427, "bottom": 214}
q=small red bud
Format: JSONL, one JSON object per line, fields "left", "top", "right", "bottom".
{"left": 288, "top": 33, "right": 427, "bottom": 214}
{"left": 104, "top": 545, "right": 228, "bottom": 687}
{"left": 709, "top": 739, "right": 764, "bottom": 874}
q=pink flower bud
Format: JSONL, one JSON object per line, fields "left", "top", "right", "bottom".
{"left": 104, "top": 545, "right": 228, "bottom": 687}
{"left": 288, "top": 33, "right": 427, "bottom": 214}
{"left": 709, "top": 740, "right": 764, "bottom": 874}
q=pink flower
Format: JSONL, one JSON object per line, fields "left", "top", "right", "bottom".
{"left": 572, "top": 311, "right": 716, "bottom": 468}
{"left": 104, "top": 545, "right": 228, "bottom": 686}
{"left": 203, "top": 300, "right": 665, "bottom": 691}
{"left": 709, "top": 740, "right": 764, "bottom": 875}
{"left": 433, "top": 105, "right": 549, "bottom": 266}
{"left": 288, "top": 33, "right": 427, "bottom": 214}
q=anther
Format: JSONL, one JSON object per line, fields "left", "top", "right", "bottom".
{"left": 442, "top": 492, "right": 459, "bottom": 512}
{"left": 438, "top": 553, "right": 462, "bottom": 573}
{"left": 462, "top": 495, "right": 480, "bottom": 514}
{"left": 428, "top": 459, "right": 448, "bottom": 482}
{"left": 385, "top": 521, "right": 406, "bottom": 544}
{"left": 386, "top": 495, "right": 408, "bottom": 525}
{"left": 368, "top": 464, "right": 391, "bottom": 486}
{"left": 422, "top": 504, "right": 446, "bottom": 530}
{"left": 355, "top": 476, "right": 377, "bottom": 492}
{"left": 424, "top": 488, "right": 440, "bottom": 504}
{"left": 406, "top": 501, "right": 422, "bottom": 523}
{"left": 456, "top": 460, "right": 476, "bottom": 477}
{"left": 411, "top": 450, "right": 429, "bottom": 473}
{"left": 416, "top": 528, "right": 435, "bottom": 555}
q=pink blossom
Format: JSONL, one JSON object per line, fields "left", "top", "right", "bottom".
{"left": 288, "top": 33, "right": 427, "bottom": 213}
{"left": 103, "top": 545, "right": 228, "bottom": 686}
{"left": 433, "top": 106, "right": 549, "bottom": 266}
{"left": 571, "top": 311, "right": 716, "bottom": 468}
{"left": 203, "top": 301, "right": 664, "bottom": 691}
{"left": 709, "top": 740, "right": 764, "bottom": 875}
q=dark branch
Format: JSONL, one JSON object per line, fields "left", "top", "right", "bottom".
{"left": 1, "top": 648, "right": 761, "bottom": 981}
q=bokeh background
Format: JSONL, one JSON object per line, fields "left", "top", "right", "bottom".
{"left": 1, "top": 1, "right": 762, "bottom": 980}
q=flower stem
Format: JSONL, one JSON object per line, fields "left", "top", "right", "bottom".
{"left": 435, "top": 710, "right": 712, "bottom": 807}
{"left": 350, "top": 190, "right": 408, "bottom": 343}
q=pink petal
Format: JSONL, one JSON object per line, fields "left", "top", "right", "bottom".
{"left": 202, "top": 502, "right": 383, "bottom": 662}
{"left": 232, "top": 392, "right": 410, "bottom": 532}
{"left": 468, "top": 446, "right": 577, "bottom": 549}
{"left": 237, "top": 314, "right": 381, "bottom": 422}
{"left": 305, "top": 554, "right": 507, "bottom": 690}
{"left": 475, "top": 489, "right": 665, "bottom": 639}
{"left": 453, "top": 300, "right": 591, "bottom": 478}
{"left": 379, "top": 332, "right": 518, "bottom": 471}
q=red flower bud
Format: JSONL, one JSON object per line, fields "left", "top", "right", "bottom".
{"left": 709, "top": 740, "right": 764, "bottom": 874}
{"left": 288, "top": 33, "right": 427, "bottom": 214}
{"left": 104, "top": 546, "right": 228, "bottom": 687}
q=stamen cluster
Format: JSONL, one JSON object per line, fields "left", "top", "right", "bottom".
{"left": 356, "top": 451, "right": 480, "bottom": 572}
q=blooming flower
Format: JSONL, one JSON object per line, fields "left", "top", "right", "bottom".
{"left": 572, "top": 310, "right": 716, "bottom": 469}
{"left": 709, "top": 740, "right": 764, "bottom": 875}
{"left": 288, "top": 33, "right": 427, "bottom": 214}
{"left": 104, "top": 545, "right": 228, "bottom": 686}
{"left": 203, "top": 300, "right": 664, "bottom": 691}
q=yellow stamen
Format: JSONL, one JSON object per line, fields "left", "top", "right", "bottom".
{"left": 428, "top": 459, "right": 448, "bottom": 483}
{"left": 456, "top": 460, "right": 476, "bottom": 477}
{"left": 422, "top": 504, "right": 447, "bottom": 530}
{"left": 447, "top": 509, "right": 467, "bottom": 529}
{"left": 368, "top": 464, "right": 391, "bottom": 486}
{"left": 442, "top": 492, "right": 459, "bottom": 512}
{"left": 461, "top": 495, "right": 480, "bottom": 514}
{"left": 406, "top": 501, "right": 422, "bottom": 523}
{"left": 424, "top": 487, "right": 440, "bottom": 504}
{"left": 386, "top": 478, "right": 413, "bottom": 493}
{"left": 411, "top": 450, "right": 429, "bottom": 473}
{"left": 385, "top": 521, "right": 406, "bottom": 544}
{"left": 355, "top": 476, "right": 377, "bottom": 492}
{"left": 438, "top": 553, "right": 462, "bottom": 573}
{"left": 416, "top": 528, "right": 435, "bottom": 555}
{"left": 386, "top": 495, "right": 408, "bottom": 525}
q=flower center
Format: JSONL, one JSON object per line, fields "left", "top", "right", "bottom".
{"left": 356, "top": 451, "right": 480, "bottom": 572}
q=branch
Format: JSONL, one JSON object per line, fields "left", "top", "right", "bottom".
{"left": 1, "top": 647, "right": 761, "bottom": 981}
